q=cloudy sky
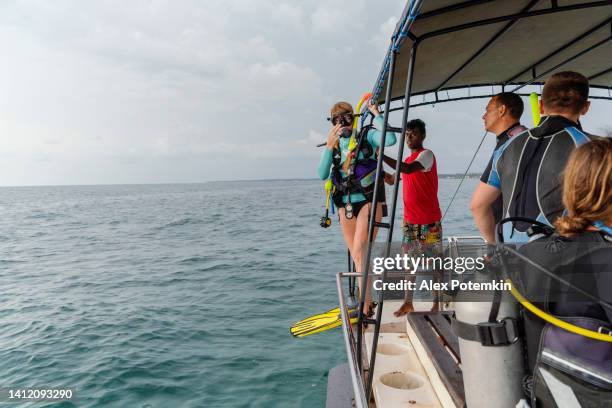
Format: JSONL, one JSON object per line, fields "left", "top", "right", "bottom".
{"left": 0, "top": 0, "right": 609, "bottom": 186}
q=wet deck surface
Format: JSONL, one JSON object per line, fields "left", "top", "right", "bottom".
{"left": 407, "top": 311, "right": 466, "bottom": 408}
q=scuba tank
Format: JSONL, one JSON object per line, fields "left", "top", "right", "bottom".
{"left": 450, "top": 219, "right": 533, "bottom": 407}
{"left": 453, "top": 295, "right": 525, "bottom": 407}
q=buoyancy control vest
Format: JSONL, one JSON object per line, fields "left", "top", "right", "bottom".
{"left": 330, "top": 125, "right": 384, "bottom": 209}
{"left": 510, "top": 227, "right": 612, "bottom": 407}
{"left": 491, "top": 116, "right": 592, "bottom": 242}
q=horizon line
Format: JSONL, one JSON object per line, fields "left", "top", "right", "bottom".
{"left": 0, "top": 174, "right": 481, "bottom": 188}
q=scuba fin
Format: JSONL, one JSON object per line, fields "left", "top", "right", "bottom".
{"left": 290, "top": 307, "right": 358, "bottom": 338}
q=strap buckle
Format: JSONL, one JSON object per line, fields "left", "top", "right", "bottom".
{"left": 526, "top": 224, "right": 554, "bottom": 238}
{"left": 476, "top": 318, "right": 519, "bottom": 346}
{"left": 451, "top": 316, "right": 520, "bottom": 347}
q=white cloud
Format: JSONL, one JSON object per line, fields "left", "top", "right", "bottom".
{"left": 243, "top": 62, "right": 321, "bottom": 101}
{"left": 3, "top": 1, "right": 606, "bottom": 186}
{"left": 310, "top": 0, "right": 366, "bottom": 35}
{"left": 372, "top": 17, "right": 397, "bottom": 49}
{"left": 303, "top": 130, "right": 325, "bottom": 145}
{"left": 270, "top": 3, "right": 304, "bottom": 26}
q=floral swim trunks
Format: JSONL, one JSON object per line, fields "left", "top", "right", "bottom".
{"left": 402, "top": 221, "right": 443, "bottom": 253}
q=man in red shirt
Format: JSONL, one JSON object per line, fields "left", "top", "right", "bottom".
{"left": 383, "top": 119, "right": 442, "bottom": 316}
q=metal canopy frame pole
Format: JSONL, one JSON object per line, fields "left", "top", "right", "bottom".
{"left": 434, "top": 0, "right": 540, "bottom": 93}
{"left": 419, "top": 1, "right": 611, "bottom": 40}
{"left": 356, "top": 48, "right": 397, "bottom": 368}
{"left": 388, "top": 87, "right": 612, "bottom": 110}
{"left": 370, "top": 3, "right": 611, "bottom": 104}
{"left": 416, "top": 0, "right": 495, "bottom": 20}
{"left": 364, "top": 41, "right": 419, "bottom": 402}
{"left": 378, "top": 17, "right": 612, "bottom": 110}
{"left": 589, "top": 66, "right": 612, "bottom": 80}
{"left": 509, "top": 36, "right": 611, "bottom": 93}
{"left": 381, "top": 90, "right": 612, "bottom": 113}
{"left": 504, "top": 17, "right": 612, "bottom": 85}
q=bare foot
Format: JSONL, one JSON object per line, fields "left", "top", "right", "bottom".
{"left": 363, "top": 302, "right": 373, "bottom": 318}
{"left": 430, "top": 302, "right": 440, "bottom": 313}
{"left": 363, "top": 307, "right": 370, "bottom": 318}
{"left": 394, "top": 301, "right": 414, "bottom": 317}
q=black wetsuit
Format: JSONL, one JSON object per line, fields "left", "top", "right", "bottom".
{"left": 480, "top": 122, "right": 524, "bottom": 224}
{"left": 486, "top": 116, "right": 592, "bottom": 242}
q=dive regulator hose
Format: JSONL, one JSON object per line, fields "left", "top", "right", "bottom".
{"left": 506, "top": 280, "right": 612, "bottom": 342}
{"left": 497, "top": 217, "right": 612, "bottom": 342}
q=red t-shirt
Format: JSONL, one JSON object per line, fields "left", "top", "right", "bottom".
{"left": 401, "top": 148, "right": 442, "bottom": 224}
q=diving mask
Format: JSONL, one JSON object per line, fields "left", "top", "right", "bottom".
{"left": 331, "top": 113, "right": 354, "bottom": 127}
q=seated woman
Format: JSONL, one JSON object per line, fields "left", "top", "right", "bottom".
{"left": 317, "top": 99, "right": 397, "bottom": 315}
{"left": 518, "top": 137, "right": 611, "bottom": 406}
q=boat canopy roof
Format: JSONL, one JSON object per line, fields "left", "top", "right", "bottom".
{"left": 373, "top": 0, "right": 612, "bottom": 106}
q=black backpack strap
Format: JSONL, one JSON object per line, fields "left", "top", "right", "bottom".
{"left": 352, "top": 125, "right": 374, "bottom": 166}
{"left": 497, "top": 216, "right": 554, "bottom": 244}
{"left": 488, "top": 288, "right": 503, "bottom": 323}
{"left": 451, "top": 316, "right": 520, "bottom": 346}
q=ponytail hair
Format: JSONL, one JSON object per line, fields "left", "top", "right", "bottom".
{"left": 555, "top": 138, "right": 612, "bottom": 235}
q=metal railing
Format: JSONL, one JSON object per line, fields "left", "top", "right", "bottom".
{"left": 337, "top": 237, "right": 488, "bottom": 407}
{"left": 336, "top": 272, "right": 369, "bottom": 408}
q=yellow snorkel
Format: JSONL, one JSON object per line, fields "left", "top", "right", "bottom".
{"left": 530, "top": 92, "right": 541, "bottom": 127}
{"left": 348, "top": 92, "right": 373, "bottom": 152}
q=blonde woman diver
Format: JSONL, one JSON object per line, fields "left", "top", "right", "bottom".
{"left": 317, "top": 99, "right": 397, "bottom": 315}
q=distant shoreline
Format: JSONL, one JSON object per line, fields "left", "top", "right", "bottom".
{"left": 0, "top": 175, "right": 481, "bottom": 188}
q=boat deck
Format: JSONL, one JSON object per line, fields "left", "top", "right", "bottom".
{"left": 406, "top": 312, "right": 464, "bottom": 408}
{"left": 363, "top": 301, "right": 464, "bottom": 408}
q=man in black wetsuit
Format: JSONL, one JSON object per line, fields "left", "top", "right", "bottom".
{"left": 471, "top": 71, "right": 594, "bottom": 243}
{"left": 471, "top": 92, "right": 526, "bottom": 243}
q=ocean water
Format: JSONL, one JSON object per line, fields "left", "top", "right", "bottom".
{"left": 0, "top": 178, "right": 478, "bottom": 408}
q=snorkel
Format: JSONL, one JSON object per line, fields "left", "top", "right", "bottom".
{"left": 348, "top": 92, "right": 373, "bottom": 151}
{"left": 530, "top": 92, "right": 541, "bottom": 126}
{"left": 342, "top": 92, "right": 373, "bottom": 219}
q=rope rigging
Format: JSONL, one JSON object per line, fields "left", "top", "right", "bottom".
{"left": 441, "top": 129, "right": 488, "bottom": 221}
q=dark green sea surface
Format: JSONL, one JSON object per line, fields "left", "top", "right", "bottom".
{"left": 0, "top": 179, "right": 477, "bottom": 407}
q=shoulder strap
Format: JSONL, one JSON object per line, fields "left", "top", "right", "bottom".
{"left": 356, "top": 125, "right": 375, "bottom": 159}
